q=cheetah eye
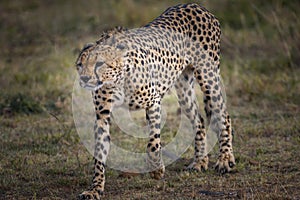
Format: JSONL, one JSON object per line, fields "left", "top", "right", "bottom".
{"left": 76, "top": 63, "right": 83, "bottom": 72}
{"left": 95, "top": 61, "right": 104, "bottom": 68}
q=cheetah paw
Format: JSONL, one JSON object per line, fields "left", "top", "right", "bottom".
{"left": 215, "top": 153, "right": 235, "bottom": 174}
{"left": 150, "top": 166, "right": 165, "bottom": 180}
{"left": 78, "top": 189, "right": 103, "bottom": 200}
{"left": 186, "top": 157, "right": 208, "bottom": 172}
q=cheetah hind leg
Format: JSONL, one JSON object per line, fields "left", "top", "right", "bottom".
{"left": 175, "top": 68, "right": 209, "bottom": 172}
{"left": 146, "top": 100, "right": 165, "bottom": 180}
{"left": 195, "top": 67, "right": 236, "bottom": 174}
{"left": 214, "top": 113, "right": 236, "bottom": 174}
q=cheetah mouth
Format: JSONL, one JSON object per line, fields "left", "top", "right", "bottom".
{"left": 79, "top": 81, "right": 97, "bottom": 91}
{"left": 82, "top": 85, "right": 96, "bottom": 91}
{"left": 80, "top": 82, "right": 103, "bottom": 91}
{"left": 94, "top": 84, "right": 103, "bottom": 91}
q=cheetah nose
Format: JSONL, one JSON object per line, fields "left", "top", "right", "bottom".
{"left": 80, "top": 76, "right": 91, "bottom": 83}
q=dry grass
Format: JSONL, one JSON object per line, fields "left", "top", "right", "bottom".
{"left": 0, "top": 0, "right": 299, "bottom": 199}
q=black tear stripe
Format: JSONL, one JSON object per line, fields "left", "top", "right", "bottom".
{"left": 99, "top": 109, "right": 110, "bottom": 115}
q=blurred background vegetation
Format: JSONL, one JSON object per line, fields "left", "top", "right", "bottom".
{"left": 0, "top": 0, "right": 299, "bottom": 199}
{"left": 0, "top": 0, "right": 299, "bottom": 115}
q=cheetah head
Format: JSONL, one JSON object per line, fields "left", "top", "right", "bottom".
{"left": 75, "top": 43, "right": 125, "bottom": 90}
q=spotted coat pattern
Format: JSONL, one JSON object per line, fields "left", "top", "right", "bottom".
{"left": 75, "top": 3, "right": 235, "bottom": 199}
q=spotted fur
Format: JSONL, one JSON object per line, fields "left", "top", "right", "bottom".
{"left": 76, "top": 3, "right": 235, "bottom": 199}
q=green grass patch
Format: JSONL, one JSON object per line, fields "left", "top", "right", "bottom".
{"left": 0, "top": 93, "right": 43, "bottom": 115}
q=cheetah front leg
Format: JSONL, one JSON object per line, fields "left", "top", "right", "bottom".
{"left": 145, "top": 99, "right": 165, "bottom": 179}
{"left": 79, "top": 89, "right": 113, "bottom": 200}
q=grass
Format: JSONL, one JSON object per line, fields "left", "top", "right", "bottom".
{"left": 0, "top": 0, "right": 300, "bottom": 199}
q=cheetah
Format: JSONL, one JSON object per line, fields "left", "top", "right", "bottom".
{"left": 75, "top": 3, "right": 235, "bottom": 199}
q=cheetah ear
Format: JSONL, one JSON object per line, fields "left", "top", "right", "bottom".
{"left": 82, "top": 43, "right": 94, "bottom": 51}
